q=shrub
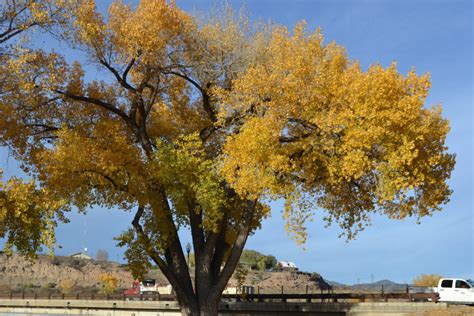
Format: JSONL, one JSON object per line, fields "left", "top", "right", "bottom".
{"left": 96, "top": 249, "right": 109, "bottom": 262}
{"left": 98, "top": 273, "right": 118, "bottom": 294}
{"left": 412, "top": 274, "right": 443, "bottom": 287}
{"left": 59, "top": 279, "right": 75, "bottom": 294}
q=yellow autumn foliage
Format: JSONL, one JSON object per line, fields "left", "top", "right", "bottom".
{"left": 98, "top": 273, "right": 119, "bottom": 294}
{"left": 0, "top": 0, "right": 454, "bottom": 280}
{"left": 59, "top": 278, "right": 75, "bottom": 294}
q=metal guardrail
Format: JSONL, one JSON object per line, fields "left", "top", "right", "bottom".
{"left": 0, "top": 293, "right": 175, "bottom": 301}
{"left": 226, "top": 292, "right": 439, "bottom": 302}
{"left": 0, "top": 292, "right": 439, "bottom": 303}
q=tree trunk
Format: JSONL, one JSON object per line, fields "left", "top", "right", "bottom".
{"left": 199, "top": 297, "right": 219, "bottom": 316}
{"left": 179, "top": 294, "right": 219, "bottom": 316}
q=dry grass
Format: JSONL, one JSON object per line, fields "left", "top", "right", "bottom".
{"left": 410, "top": 306, "right": 474, "bottom": 316}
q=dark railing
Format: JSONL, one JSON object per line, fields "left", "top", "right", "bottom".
{"left": 225, "top": 292, "right": 439, "bottom": 302}
{"left": 0, "top": 292, "right": 438, "bottom": 303}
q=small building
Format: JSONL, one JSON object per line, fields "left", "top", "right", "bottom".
{"left": 276, "top": 261, "right": 298, "bottom": 271}
{"left": 70, "top": 252, "right": 92, "bottom": 260}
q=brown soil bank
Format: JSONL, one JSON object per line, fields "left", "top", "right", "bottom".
{"left": 410, "top": 306, "right": 474, "bottom": 315}
{"left": 0, "top": 253, "right": 134, "bottom": 291}
{"left": 0, "top": 253, "right": 331, "bottom": 294}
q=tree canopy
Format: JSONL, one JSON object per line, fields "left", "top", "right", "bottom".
{"left": 0, "top": 1, "right": 455, "bottom": 315}
{"left": 240, "top": 249, "right": 277, "bottom": 271}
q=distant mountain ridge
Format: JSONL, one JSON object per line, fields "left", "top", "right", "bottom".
{"left": 324, "top": 280, "right": 406, "bottom": 291}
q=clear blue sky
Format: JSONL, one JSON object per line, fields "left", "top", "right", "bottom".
{"left": 1, "top": 0, "right": 472, "bottom": 285}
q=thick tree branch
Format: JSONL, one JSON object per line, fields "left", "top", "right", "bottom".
{"left": 54, "top": 89, "right": 156, "bottom": 155}
{"left": 210, "top": 211, "right": 229, "bottom": 282}
{"left": 279, "top": 133, "right": 312, "bottom": 143}
{"left": 0, "top": 27, "right": 29, "bottom": 44}
{"left": 122, "top": 58, "right": 136, "bottom": 83}
{"left": 156, "top": 190, "right": 195, "bottom": 296}
{"left": 188, "top": 199, "right": 204, "bottom": 259}
{"left": 212, "top": 200, "right": 256, "bottom": 294}
{"left": 55, "top": 90, "right": 130, "bottom": 122}
{"left": 162, "top": 70, "right": 217, "bottom": 122}
{"left": 131, "top": 205, "right": 183, "bottom": 295}
{"left": 98, "top": 58, "right": 137, "bottom": 93}
{"left": 279, "top": 117, "right": 320, "bottom": 143}
{"left": 287, "top": 117, "right": 319, "bottom": 130}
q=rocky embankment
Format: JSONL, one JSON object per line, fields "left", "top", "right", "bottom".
{"left": 0, "top": 253, "right": 134, "bottom": 292}
{"left": 0, "top": 253, "right": 333, "bottom": 294}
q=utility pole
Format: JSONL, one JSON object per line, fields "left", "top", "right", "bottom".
{"left": 371, "top": 273, "right": 374, "bottom": 284}
{"left": 186, "top": 242, "right": 191, "bottom": 267}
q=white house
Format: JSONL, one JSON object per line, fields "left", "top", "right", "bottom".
{"left": 276, "top": 261, "right": 298, "bottom": 271}
{"left": 70, "top": 252, "right": 92, "bottom": 260}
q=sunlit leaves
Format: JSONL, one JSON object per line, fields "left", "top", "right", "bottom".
{"left": 153, "top": 134, "right": 228, "bottom": 232}
{"left": 0, "top": 1, "right": 454, "bottom": 259}
{"left": 216, "top": 23, "right": 455, "bottom": 242}
{"left": 0, "top": 173, "right": 69, "bottom": 258}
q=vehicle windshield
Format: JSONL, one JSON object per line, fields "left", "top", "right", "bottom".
{"left": 467, "top": 279, "right": 474, "bottom": 287}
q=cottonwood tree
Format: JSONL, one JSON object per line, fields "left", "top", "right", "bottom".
{"left": 0, "top": 1, "right": 455, "bottom": 315}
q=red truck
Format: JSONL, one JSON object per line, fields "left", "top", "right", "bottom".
{"left": 123, "top": 280, "right": 141, "bottom": 296}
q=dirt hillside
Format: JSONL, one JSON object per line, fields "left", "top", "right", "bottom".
{"left": 0, "top": 253, "right": 331, "bottom": 294}
{"left": 0, "top": 253, "right": 134, "bottom": 291}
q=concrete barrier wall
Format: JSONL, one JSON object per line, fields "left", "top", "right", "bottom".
{"left": 0, "top": 299, "right": 450, "bottom": 315}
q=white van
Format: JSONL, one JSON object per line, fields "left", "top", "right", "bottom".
{"left": 437, "top": 278, "right": 474, "bottom": 304}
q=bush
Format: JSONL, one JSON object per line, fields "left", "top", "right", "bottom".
{"left": 96, "top": 249, "right": 109, "bottom": 262}
{"left": 42, "top": 282, "right": 56, "bottom": 289}
{"left": 412, "top": 274, "right": 443, "bottom": 287}
{"left": 0, "top": 284, "right": 10, "bottom": 293}
{"left": 98, "top": 273, "right": 118, "bottom": 294}
{"left": 59, "top": 279, "right": 75, "bottom": 294}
